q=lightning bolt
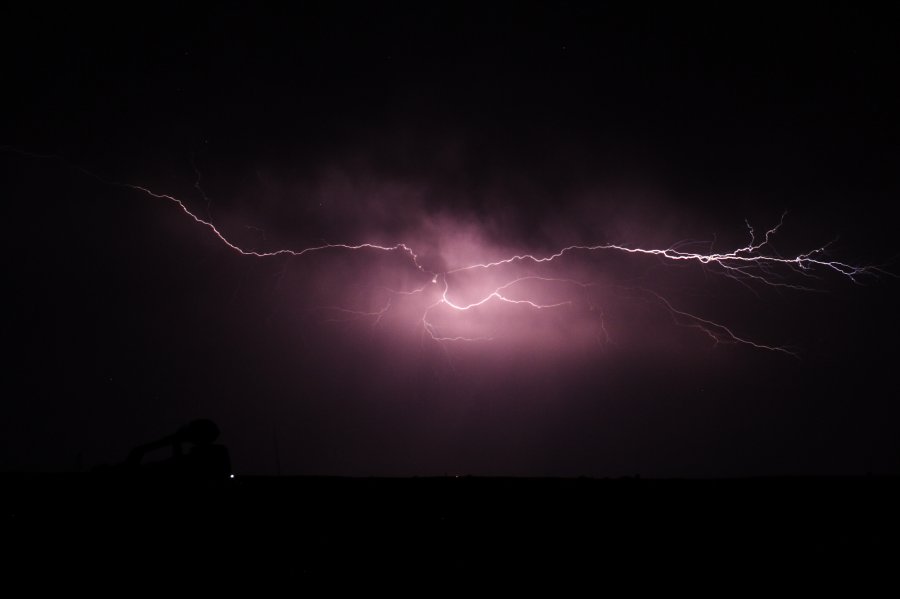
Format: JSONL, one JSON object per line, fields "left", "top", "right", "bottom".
{"left": 4, "top": 146, "right": 885, "bottom": 358}
{"left": 446, "top": 212, "right": 868, "bottom": 281}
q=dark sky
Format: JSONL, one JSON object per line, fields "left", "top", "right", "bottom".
{"left": 3, "top": 2, "right": 899, "bottom": 476}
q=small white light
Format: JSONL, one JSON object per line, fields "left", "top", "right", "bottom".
{"left": 229, "top": 474, "right": 235, "bottom": 479}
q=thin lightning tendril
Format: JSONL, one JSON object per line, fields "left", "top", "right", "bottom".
{"left": 445, "top": 213, "right": 868, "bottom": 281}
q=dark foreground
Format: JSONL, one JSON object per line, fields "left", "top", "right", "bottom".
{"left": 4, "top": 474, "right": 898, "bottom": 577}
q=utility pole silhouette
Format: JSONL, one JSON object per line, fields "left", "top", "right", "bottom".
{"left": 273, "top": 426, "right": 282, "bottom": 476}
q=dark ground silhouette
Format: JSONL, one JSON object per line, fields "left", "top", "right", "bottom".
{"left": 3, "top": 471, "right": 898, "bottom": 576}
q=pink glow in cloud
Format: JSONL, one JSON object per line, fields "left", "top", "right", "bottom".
{"left": 116, "top": 167, "right": 879, "bottom": 361}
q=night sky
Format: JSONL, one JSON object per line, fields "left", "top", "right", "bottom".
{"left": 3, "top": 2, "right": 899, "bottom": 477}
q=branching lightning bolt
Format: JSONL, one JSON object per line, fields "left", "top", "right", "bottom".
{"left": 4, "top": 146, "right": 885, "bottom": 358}
{"left": 446, "top": 213, "right": 870, "bottom": 281}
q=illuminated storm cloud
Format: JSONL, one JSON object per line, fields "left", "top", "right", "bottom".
{"left": 122, "top": 174, "right": 875, "bottom": 360}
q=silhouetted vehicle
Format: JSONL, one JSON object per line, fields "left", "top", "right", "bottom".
{"left": 118, "top": 419, "right": 232, "bottom": 482}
